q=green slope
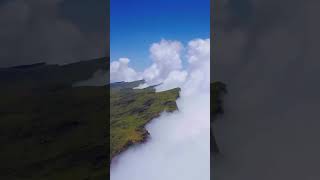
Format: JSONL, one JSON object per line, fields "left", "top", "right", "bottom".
{"left": 110, "top": 81, "right": 180, "bottom": 161}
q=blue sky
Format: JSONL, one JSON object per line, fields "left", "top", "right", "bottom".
{"left": 111, "top": 0, "right": 210, "bottom": 71}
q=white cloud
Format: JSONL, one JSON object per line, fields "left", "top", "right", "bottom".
{"left": 142, "top": 39, "right": 183, "bottom": 85}
{"left": 187, "top": 38, "right": 210, "bottom": 65}
{"left": 149, "top": 38, "right": 211, "bottom": 94}
{"left": 110, "top": 58, "right": 141, "bottom": 83}
{"left": 109, "top": 38, "right": 210, "bottom": 93}
{"left": 182, "top": 38, "right": 210, "bottom": 95}
{"left": 111, "top": 38, "right": 211, "bottom": 180}
{"left": 111, "top": 93, "right": 210, "bottom": 180}
{"left": 156, "top": 70, "right": 188, "bottom": 92}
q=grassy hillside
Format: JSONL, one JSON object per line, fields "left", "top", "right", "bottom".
{"left": 0, "top": 57, "right": 225, "bottom": 178}
{"left": 110, "top": 81, "right": 223, "bottom": 159}
{"left": 110, "top": 81, "right": 180, "bottom": 161}
{"left": 0, "top": 58, "right": 109, "bottom": 180}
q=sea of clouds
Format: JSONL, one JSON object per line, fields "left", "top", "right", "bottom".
{"left": 110, "top": 38, "right": 210, "bottom": 180}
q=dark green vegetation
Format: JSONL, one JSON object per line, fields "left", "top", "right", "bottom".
{"left": 212, "top": 81, "right": 227, "bottom": 120}
{"left": 211, "top": 81, "right": 227, "bottom": 154}
{"left": 0, "top": 58, "right": 109, "bottom": 180}
{"left": 110, "top": 81, "right": 180, "bottom": 161}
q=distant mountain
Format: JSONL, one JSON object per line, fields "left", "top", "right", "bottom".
{"left": 0, "top": 57, "right": 109, "bottom": 94}
{"left": 110, "top": 80, "right": 145, "bottom": 91}
{"left": 10, "top": 62, "right": 47, "bottom": 69}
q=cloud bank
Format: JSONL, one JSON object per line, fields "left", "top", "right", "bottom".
{"left": 144, "top": 39, "right": 183, "bottom": 85}
{"left": 110, "top": 38, "right": 210, "bottom": 93}
{"left": 110, "top": 38, "right": 210, "bottom": 180}
{"left": 212, "top": 0, "right": 320, "bottom": 179}
{"left": 110, "top": 58, "right": 141, "bottom": 83}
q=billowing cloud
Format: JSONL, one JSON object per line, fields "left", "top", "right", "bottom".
{"left": 111, "top": 39, "right": 184, "bottom": 87}
{"left": 182, "top": 38, "right": 210, "bottom": 95}
{"left": 187, "top": 38, "right": 210, "bottom": 65}
{"left": 156, "top": 70, "right": 188, "bottom": 92}
{"left": 111, "top": 38, "right": 210, "bottom": 180}
{"left": 110, "top": 58, "right": 141, "bottom": 83}
{"left": 111, "top": 38, "right": 210, "bottom": 93}
{"left": 143, "top": 39, "right": 183, "bottom": 85}
{"left": 154, "top": 38, "right": 210, "bottom": 94}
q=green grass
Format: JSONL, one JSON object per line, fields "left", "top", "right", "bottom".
{"left": 110, "top": 83, "right": 180, "bottom": 160}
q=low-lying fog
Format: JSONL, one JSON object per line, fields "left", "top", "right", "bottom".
{"left": 111, "top": 92, "right": 210, "bottom": 180}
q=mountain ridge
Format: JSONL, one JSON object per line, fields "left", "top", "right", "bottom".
{"left": 110, "top": 81, "right": 180, "bottom": 162}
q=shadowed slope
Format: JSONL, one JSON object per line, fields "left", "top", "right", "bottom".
{"left": 0, "top": 58, "right": 109, "bottom": 180}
